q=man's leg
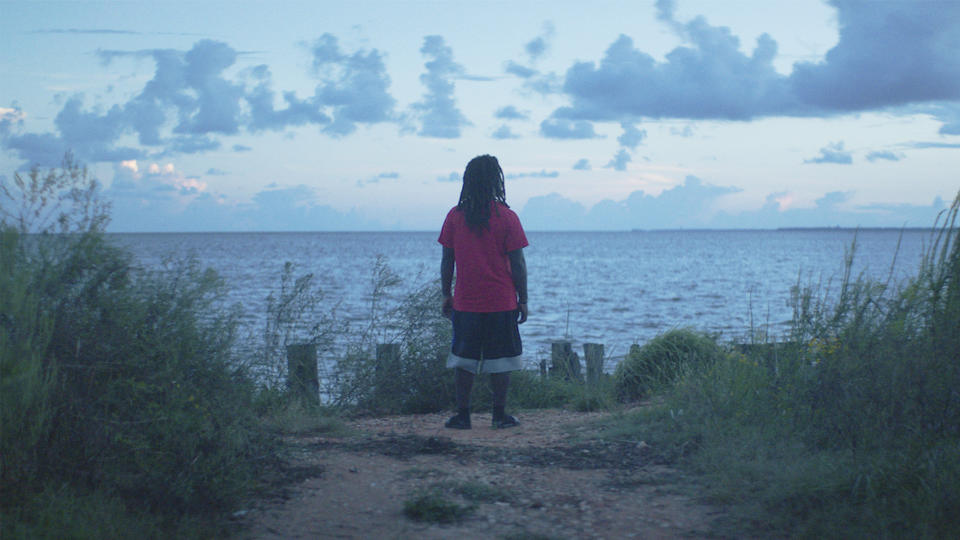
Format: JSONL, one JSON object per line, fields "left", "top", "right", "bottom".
{"left": 491, "top": 371, "right": 509, "bottom": 416}
{"left": 491, "top": 372, "right": 518, "bottom": 428}
{"left": 455, "top": 367, "right": 474, "bottom": 410}
{"left": 445, "top": 367, "right": 474, "bottom": 429}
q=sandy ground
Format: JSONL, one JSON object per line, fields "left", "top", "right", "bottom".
{"left": 237, "top": 409, "right": 725, "bottom": 539}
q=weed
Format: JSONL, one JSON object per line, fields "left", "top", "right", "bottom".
{"left": 402, "top": 490, "right": 474, "bottom": 523}
{"left": 613, "top": 328, "right": 726, "bottom": 401}
{"left": 601, "top": 191, "right": 960, "bottom": 537}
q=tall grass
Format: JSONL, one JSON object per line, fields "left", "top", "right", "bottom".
{"left": 1, "top": 158, "right": 272, "bottom": 537}
{"left": 324, "top": 259, "right": 456, "bottom": 414}
{"left": 604, "top": 192, "right": 960, "bottom": 537}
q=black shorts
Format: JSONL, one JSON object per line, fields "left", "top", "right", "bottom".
{"left": 447, "top": 309, "right": 523, "bottom": 373}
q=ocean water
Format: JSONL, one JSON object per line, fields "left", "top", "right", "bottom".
{"left": 109, "top": 229, "right": 931, "bottom": 367}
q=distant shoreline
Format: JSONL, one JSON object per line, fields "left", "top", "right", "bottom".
{"left": 101, "top": 227, "right": 940, "bottom": 235}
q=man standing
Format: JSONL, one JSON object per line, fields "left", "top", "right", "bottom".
{"left": 439, "top": 155, "right": 528, "bottom": 430}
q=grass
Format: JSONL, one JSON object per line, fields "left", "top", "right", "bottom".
{"left": 1, "top": 158, "right": 274, "bottom": 537}
{"left": 401, "top": 479, "right": 511, "bottom": 525}
{"left": 7, "top": 155, "right": 956, "bottom": 538}
{"left": 402, "top": 490, "right": 475, "bottom": 524}
{"left": 597, "top": 191, "right": 960, "bottom": 538}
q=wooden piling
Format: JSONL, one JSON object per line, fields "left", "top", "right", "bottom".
{"left": 286, "top": 343, "right": 318, "bottom": 402}
{"left": 583, "top": 343, "right": 604, "bottom": 385}
{"left": 550, "top": 341, "right": 582, "bottom": 382}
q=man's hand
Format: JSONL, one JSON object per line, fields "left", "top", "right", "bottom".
{"left": 516, "top": 303, "right": 528, "bottom": 324}
{"left": 442, "top": 295, "right": 454, "bottom": 319}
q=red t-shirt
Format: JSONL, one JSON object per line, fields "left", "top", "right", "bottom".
{"left": 438, "top": 201, "right": 529, "bottom": 312}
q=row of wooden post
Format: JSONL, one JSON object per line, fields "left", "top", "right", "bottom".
{"left": 285, "top": 340, "right": 605, "bottom": 403}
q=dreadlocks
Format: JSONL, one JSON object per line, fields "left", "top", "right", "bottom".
{"left": 458, "top": 154, "right": 508, "bottom": 231}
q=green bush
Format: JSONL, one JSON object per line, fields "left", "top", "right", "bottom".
{"left": 328, "top": 264, "right": 455, "bottom": 414}
{"left": 613, "top": 328, "right": 725, "bottom": 401}
{"left": 325, "top": 259, "right": 613, "bottom": 414}
{"left": 1, "top": 157, "right": 272, "bottom": 536}
{"left": 606, "top": 192, "right": 960, "bottom": 537}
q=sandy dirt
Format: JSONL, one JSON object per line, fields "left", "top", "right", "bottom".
{"left": 238, "top": 409, "right": 725, "bottom": 539}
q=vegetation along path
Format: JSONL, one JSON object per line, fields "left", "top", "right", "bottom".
{"left": 239, "top": 408, "right": 723, "bottom": 539}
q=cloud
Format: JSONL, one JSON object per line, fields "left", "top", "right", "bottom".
{"left": 206, "top": 168, "right": 228, "bottom": 175}
{"left": 0, "top": 107, "right": 25, "bottom": 136}
{"left": 166, "top": 135, "right": 220, "bottom": 155}
{"left": 557, "top": 29, "right": 797, "bottom": 121}
{"left": 495, "top": 105, "right": 528, "bottom": 120}
{"left": 492, "top": 125, "right": 520, "bottom": 139}
{"left": 3, "top": 36, "right": 401, "bottom": 167}
{"left": 617, "top": 121, "right": 646, "bottom": 149}
{"left": 521, "top": 175, "right": 740, "bottom": 230}
{"left": 572, "top": 158, "right": 591, "bottom": 170}
{"left": 524, "top": 22, "right": 555, "bottom": 61}
{"left": 504, "top": 61, "right": 537, "bottom": 79}
{"left": 233, "top": 144, "right": 252, "bottom": 152}
{"left": 505, "top": 23, "right": 563, "bottom": 97}
{"left": 866, "top": 150, "right": 902, "bottom": 162}
{"left": 411, "top": 35, "right": 470, "bottom": 138}
{"left": 246, "top": 35, "right": 395, "bottom": 136}
{"left": 553, "top": 1, "right": 960, "bottom": 125}
{"left": 524, "top": 72, "right": 563, "bottom": 95}
{"left": 245, "top": 65, "right": 331, "bottom": 132}
{"left": 107, "top": 160, "right": 206, "bottom": 199}
{"left": 506, "top": 170, "right": 559, "bottom": 180}
{"left": 519, "top": 193, "right": 588, "bottom": 230}
{"left": 4, "top": 95, "right": 143, "bottom": 166}
{"left": 4, "top": 40, "right": 245, "bottom": 165}
{"left": 540, "top": 118, "right": 599, "bottom": 139}
{"left": 107, "top": 171, "right": 376, "bottom": 231}
{"left": 241, "top": 184, "right": 373, "bottom": 230}
{"left": 927, "top": 104, "right": 960, "bottom": 135}
{"left": 790, "top": 1, "right": 960, "bottom": 112}
{"left": 604, "top": 149, "right": 631, "bottom": 171}
{"left": 520, "top": 177, "right": 948, "bottom": 230}
{"left": 437, "top": 172, "right": 460, "bottom": 182}
{"left": 309, "top": 33, "right": 397, "bottom": 136}
{"left": 356, "top": 171, "right": 400, "bottom": 187}
{"left": 712, "top": 191, "right": 947, "bottom": 229}
{"left": 804, "top": 141, "right": 853, "bottom": 164}
{"left": 903, "top": 141, "right": 960, "bottom": 150}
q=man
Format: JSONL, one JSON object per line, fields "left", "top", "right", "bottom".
{"left": 438, "top": 154, "right": 529, "bottom": 430}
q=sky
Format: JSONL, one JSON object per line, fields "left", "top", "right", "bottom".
{"left": 1, "top": 0, "right": 958, "bottom": 231}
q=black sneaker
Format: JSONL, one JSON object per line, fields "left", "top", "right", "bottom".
{"left": 444, "top": 413, "right": 471, "bottom": 430}
{"left": 492, "top": 415, "right": 519, "bottom": 429}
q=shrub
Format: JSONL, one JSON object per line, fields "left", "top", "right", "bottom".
{"left": 1, "top": 157, "right": 272, "bottom": 535}
{"left": 613, "top": 328, "right": 725, "bottom": 401}
{"left": 606, "top": 192, "right": 960, "bottom": 537}
{"left": 328, "top": 262, "right": 455, "bottom": 414}
{"left": 403, "top": 489, "right": 474, "bottom": 523}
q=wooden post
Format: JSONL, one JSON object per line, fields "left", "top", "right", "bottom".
{"left": 286, "top": 343, "right": 318, "bottom": 403}
{"left": 375, "top": 343, "right": 401, "bottom": 403}
{"left": 550, "top": 341, "right": 582, "bottom": 382}
{"left": 539, "top": 358, "right": 547, "bottom": 379}
{"left": 583, "top": 343, "right": 604, "bottom": 385}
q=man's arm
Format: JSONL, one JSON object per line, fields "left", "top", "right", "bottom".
{"left": 440, "top": 246, "right": 454, "bottom": 317}
{"left": 508, "top": 248, "right": 528, "bottom": 324}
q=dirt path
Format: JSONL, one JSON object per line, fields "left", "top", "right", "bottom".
{"left": 238, "top": 409, "right": 724, "bottom": 539}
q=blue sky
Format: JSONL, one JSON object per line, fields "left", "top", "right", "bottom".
{"left": 1, "top": 0, "right": 958, "bottom": 231}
